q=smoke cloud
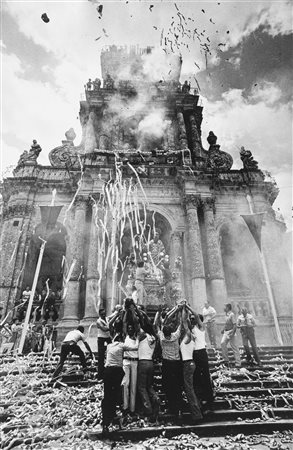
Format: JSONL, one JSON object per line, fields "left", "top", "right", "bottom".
{"left": 83, "top": 47, "right": 180, "bottom": 153}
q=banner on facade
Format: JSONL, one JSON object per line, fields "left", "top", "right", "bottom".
{"left": 241, "top": 212, "right": 265, "bottom": 251}
{"left": 40, "top": 205, "right": 63, "bottom": 230}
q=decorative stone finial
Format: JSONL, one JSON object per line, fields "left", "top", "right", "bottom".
{"left": 206, "top": 131, "right": 233, "bottom": 171}
{"left": 240, "top": 146, "right": 259, "bottom": 170}
{"left": 207, "top": 131, "right": 217, "bottom": 147}
{"left": 65, "top": 128, "right": 76, "bottom": 142}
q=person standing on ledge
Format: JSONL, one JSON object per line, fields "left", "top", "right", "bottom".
{"left": 237, "top": 307, "right": 262, "bottom": 366}
{"left": 202, "top": 302, "right": 217, "bottom": 348}
{"left": 221, "top": 303, "right": 241, "bottom": 368}
{"left": 50, "top": 325, "right": 93, "bottom": 384}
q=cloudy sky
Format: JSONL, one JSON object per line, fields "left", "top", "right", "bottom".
{"left": 1, "top": 0, "right": 292, "bottom": 227}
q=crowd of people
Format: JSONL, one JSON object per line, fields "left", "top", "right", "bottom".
{"left": 0, "top": 316, "right": 58, "bottom": 355}
{"left": 0, "top": 283, "right": 62, "bottom": 355}
{"left": 49, "top": 297, "right": 262, "bottom": 434}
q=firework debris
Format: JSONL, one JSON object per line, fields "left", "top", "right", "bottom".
{"left": 41, "top": 13, "right": 50, "bottom": 23}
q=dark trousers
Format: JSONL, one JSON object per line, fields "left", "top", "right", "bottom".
{"left": 137, "top": 360, "right": 160, "bottom": 418}
{"left": 193, "top": 349, "right": 214, "bottom": 404}
{"left": 102, "top": 366, "right": 124, "bottom": 426}
{"left": 161, "top": 359, "right": 183, "bottom": 415}
{"left": 52, "top": 343, "right": 87, "bottom": 380}
{"left": 241, "top": 327, "right": 261, "bottom": 364}
{"left": 97, "top": 337, "right": 111, "bottom": 379}
{"left": 183, "top": 360, "right": 203, "bottom": 421}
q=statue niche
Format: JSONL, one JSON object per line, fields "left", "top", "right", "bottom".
{"left": 118, "top": 211, "right": 181, "bottom": 307}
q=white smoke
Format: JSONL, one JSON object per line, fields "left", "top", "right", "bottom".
{"left": 138, "top": 110, "right": 169, "bottom": 139}
{"left": 142, "top": 48, "right": 182, "bottom": 82}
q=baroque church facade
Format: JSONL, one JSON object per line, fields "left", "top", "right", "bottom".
{"left": 0, "top": 46, "right": 291, "bottom": 345}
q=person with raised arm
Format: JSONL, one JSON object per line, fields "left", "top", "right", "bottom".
{"left": 122, "top": 324, "right": 139, "bottom": 417}
{"left": 156, "top": 302, "right": 184, "bottom": 421}
{"left": 180, "top": 305, "right": 203, "bottom": 423}
{"left": 186, "top": 304, "right": 214, "bottom": 413}
{"left": 96, "top": 308, "right": 119, "bottom": 380}
{"left": 137, "top": 325, "right": 160, "bottom": 424}
{"left": 101, "top": 332, "right": 139, "bottom": 434}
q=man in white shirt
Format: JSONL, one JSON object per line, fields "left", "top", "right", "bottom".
{"left": 202, "top": 302, "right": 217, "bottom": 348}
{"left": 221, "top": 303, "right": 241, "bottom": 368}
{"left": 180, "top": 307, "right": 203, "bottom": 423}
{"left": 50, "top": 325, "right": 93, "bottom": 383}
{"left": 102, "top": 333, "right": 139, "bottom": 433}
{"left": 122, "top": 324, "right": 139, "bottom": 415}
{"left": 137, "top": 330, "right": 160, "bottom": 422}
{"left": 157, "top": 307, "right": 183, "bottom": 420}
{"left": 97, "top": 308, "right": 112, "bottom": 380}
{"left": 237, "top": 307, "right": 261, "bottom": 366}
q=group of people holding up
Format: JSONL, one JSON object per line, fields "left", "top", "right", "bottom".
{"left": 99, "top": 298, "right": 214, "bottom": 433}
{"left": 50, "top": 298, "right": 214, "bottom": 433}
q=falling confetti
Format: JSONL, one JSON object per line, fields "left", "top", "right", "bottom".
{"left": 97, "top": 4, "right": 103, "bottom": 17}
{"left": 41, "top": 13, "right": 50, "bottom": 23}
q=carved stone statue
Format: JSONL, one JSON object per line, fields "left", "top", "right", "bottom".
{"left": 206, "top": 131, "right": 233, "bottom": 171}
{"left": 240, "top": 146, "right": 259, "bottom": 170}
{"left": 17, "top": 140, "right": 42, "bottom": 166}
{"left": 148, "top": 230, "right": 166, "bottom": 267}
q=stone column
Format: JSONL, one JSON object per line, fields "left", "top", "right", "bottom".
{"left": 177, "top": 111, "right": 188, "bottom": 150}
{"left": 189, "top": 114, "right": 202, "bottom": 157}
{"left": 202, "top": 198, "right": 227, "bottom": 312}
{"left": 83, "top": 204, "right": 100, "bottom": 323}
{"left": 185, "top": 195, "right": 207, "bottom": 310}
{"left": 61, "top": 198, "right": 86, "bottom": 326}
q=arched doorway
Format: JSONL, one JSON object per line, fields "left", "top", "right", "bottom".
{"left": 115, "top": 210, "right": 172, "bottom": 307}
{"left": 19, "top": 222, "right": 67, "bottom": 322}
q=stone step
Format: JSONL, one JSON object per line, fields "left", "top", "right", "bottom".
{"left": 160, "top": 407, "right": 293, "bottom": 423}
{"left": 1, "top": 346, "right": 291, "bottom": 362}
{"left": 87, "top": 419, "right": 293, "bottom": 440}
{"left": 216, "top": 380, "right": 293, "bottom": 389}
{"left": 216, "top": 387, "right": 293, "bottom": 397}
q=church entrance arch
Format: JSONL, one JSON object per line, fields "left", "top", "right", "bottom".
{"left": 116, "top": 209, "right": 172, "bottom": 307}
{"left": 19, "top": 222, "right": 67, "bottom": 322}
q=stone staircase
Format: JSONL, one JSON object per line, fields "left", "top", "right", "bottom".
{"left": 1, "top": 346, "right": 292, "bottom": 440}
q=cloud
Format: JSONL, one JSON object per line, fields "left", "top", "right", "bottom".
{"left": 1, "top": 51, "right": 82, "bottom": 168}
{"left": 201, "top": 86, "right": 292, "bottom": 227}
{"left": 249, "top": 81, "right": 282, "bottom": 106}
